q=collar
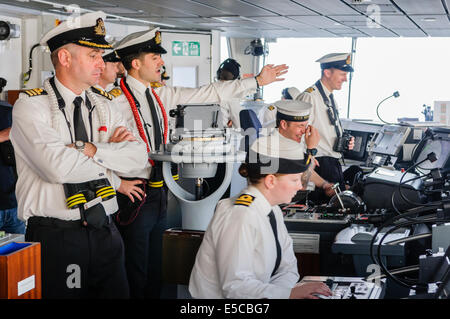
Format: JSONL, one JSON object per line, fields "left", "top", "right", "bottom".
{"left": 319, "top": 79, "right": 332, "bottom": 97}
{"left": 126, "top": 75, "right": 150, "bottom": 96}
{"left": 274, "top": 128, "right": 303, "bottom": 149}
{"left": 244, "top": 185, "right": 274, "bottom": 217}
{"left": 54, "top": 76, "right": 86, "bottom": 107}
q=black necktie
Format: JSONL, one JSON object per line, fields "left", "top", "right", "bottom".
{"left": 329, "top": 93, "right": 338, "bottom": 116}
{"left": 145, "top": 88, "right": 162, "bottom": 151}
{"left": 73, "top": 96, "right": 89, "bottom": 142}
{"left": 268, "top": 210, "right": 281, "bottom": 277}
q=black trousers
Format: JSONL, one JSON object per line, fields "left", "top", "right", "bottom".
{"left": 25, "top": 216, "right": 129, "bottom": 299}
{"left": 115, "top": 186, "right": 168, "bottom": 299}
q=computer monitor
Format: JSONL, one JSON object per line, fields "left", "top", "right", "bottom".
{"left": 413, "top": 127, "right": 450, "bottom": 171}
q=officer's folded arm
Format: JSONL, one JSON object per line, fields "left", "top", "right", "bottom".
{"left": 11, "top": 99, "right": 107, "bottom": 184}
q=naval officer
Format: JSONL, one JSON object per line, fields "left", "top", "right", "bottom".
{"left": 297, "top": 53, "right": 356, "bottom": 202}
{"left": 111, "top": 27, "right": 289, "bottom": 298}
{"left": 10, "top": 11, "right": 147, "bottom": 298}
{"left": 189, "top": 133, "right": 332, "bottom": 299}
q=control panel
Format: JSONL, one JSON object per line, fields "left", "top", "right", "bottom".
{"left": 300, "top": 276, "right": 384, "bottom": 299}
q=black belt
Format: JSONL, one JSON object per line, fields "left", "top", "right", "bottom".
{"left": 27, "top": 215, "right": 112, "bottom": 229}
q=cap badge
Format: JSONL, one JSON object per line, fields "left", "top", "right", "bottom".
{"left": 155, "top": 31, "right": 161, "bottom": 44}
{"left": 94, "top": 18, "right": 106, "bottom": 36}
{"left": 346, "top": 54, "right": 351, "bottom": 65}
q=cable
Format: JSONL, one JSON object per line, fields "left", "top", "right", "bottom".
{"left": 398, "top": 153, "right": 438, "bottom": 208}
{"left": 374, "top": 216, "right": 450, "bottom": 290}
{"left": 22, "top": 43, "right": 41, "bottom": 86}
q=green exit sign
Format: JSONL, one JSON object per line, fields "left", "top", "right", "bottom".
{"left": 172, "top": 41, "right": 200, "bottom": 56}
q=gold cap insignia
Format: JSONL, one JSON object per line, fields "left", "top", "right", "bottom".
{"left": 155, "top": 31, "right": 161, "bottom": 45}
{"left": 94, "top": 18, "right": 106, "bottom": 36}
{"left": 346, "top": 54, "right": 351, "bottom": 65}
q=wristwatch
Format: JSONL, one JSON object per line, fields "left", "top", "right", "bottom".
{"left": 75, "top": 140, "right": 85, "bottom": 153}
{"left": 306, "top": 148, "right": 318, "bottom": 156}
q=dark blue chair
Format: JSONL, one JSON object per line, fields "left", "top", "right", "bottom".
{"left": 239, "top": 109, "right": 262, "bottom": 153}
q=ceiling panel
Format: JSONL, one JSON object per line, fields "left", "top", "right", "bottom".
{"left": 391, "top": 28, "right": 427, "bottom": 37}
{"left": 241, "top": 0, "right": 318, "bottom": 16}
{"left": 292, "top": 0, "right": 360, "bottom": 15}
{"left": 254, "top": 16, "right": 311, "bottom": 29}
{"left": 375, "top": 14, "right": 418, "bottom": 29}
{"left": 357, "top": 26, "right": 399, "bottom": 37}
{"left": 289, "top": 15, "right": 351, "bottom": 29}
{"left": 394, "top": 0, "right": 447, "bottom": 15}
{"left": 409, "top": 15, "right": 450, "bottom": 30}
{"left": 189, "top": 0, "right": 274, "bottom": 16}
{"left": 425, "top": 28, "right": 450, "bottom": 36}
{"left": 1, "top": 0, "right": 450, "bottom": 38}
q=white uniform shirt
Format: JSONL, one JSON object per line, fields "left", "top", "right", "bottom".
{"left": 113, "top": 76, "right": 257, "bottom": 178}
{"left": 189, "top": 185, "right": 299, "bottom": 299}
{"left": 254, "top": 129, "right": 305, "bottom": 160}
{"left": 220, "top": 98, "right": 243, "bottom": 128}
{"left": 297, "top": 80, "right": 343, "bottom": 158}
{"left": 10, "top": 77, "right": 148, "bottom": 222}
{"left": 262, "top": 103, "right": 277, "bottom": 128}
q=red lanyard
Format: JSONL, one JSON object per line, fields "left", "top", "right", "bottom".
{"left": 120, "top": 78, "right": 168, "bottom": 166}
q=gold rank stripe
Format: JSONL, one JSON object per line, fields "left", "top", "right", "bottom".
{"left": 91, "top": 87, "right": 113, "bottom": 100}
{"left": 108, "top": 88, "right": 122, "bottom": 97}
{"left": 66, "top": 193, "right": 85, "bottom": 202}
{"left": 234, "top": 194, "right": 255, "bottom": 206}
{"left": 172, "top": 174, "right": 179, "bottom": 181}
{"left": 25, "top": 88, "right": 46, "bottom": 97}
{"left": 96, "top": 188, "right": 116, "bottom": 197}
{"left": 67, "top": 198, "right": 87, "bottom": 208}
{"left": 67, "top": 197, "right": 87, "bottom": 206}
{"left": 149, "top": 181, "right": 164, "bottom": 185}
{"left": 234, "top": 201, "right": 252, "bottom": 207}
{"left": 97, "top": 190, "right": 117, "bottom": 199}
{"left": 78, "top": 40, "right": 112, "bottom": 49}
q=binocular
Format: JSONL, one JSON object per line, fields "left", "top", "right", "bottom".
{"left": 64, "top": 178, "right": 116, "bottom": 210}
{"left": 333, "top": 132, "right": 353, "bottom": 153}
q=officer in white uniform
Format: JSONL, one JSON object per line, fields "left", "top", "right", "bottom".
{"left": 216, "top": 58, "right": 244, "bottom": 128}
{"left": 262, "top": 99, "right": 335, "bottom": 197}
{"left": 263, "top": 86, "right": 301, "bottom": 128}
{"left": 97, "top": 50, "right": 122, "bottom": 92}
{"left": 189, "top": 133, "right": 332, "bottom": 299}
{"left": 111, "top": 28, "right": 289, "bottom": 299}
{"left": 10, "top": 11, "right": 147, "bottom": 298}
{"left": 297, "top": 53, "right": 356, "bottom": 202}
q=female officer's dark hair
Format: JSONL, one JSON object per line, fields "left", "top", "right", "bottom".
{"left": 217, "top": 58, "right": 241, "bottom": 80}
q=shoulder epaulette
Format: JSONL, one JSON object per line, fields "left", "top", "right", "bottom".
{"left": 304, "top": 87, "right": 315, "bottom": 93}
{"left": 108, "top": 88, "right": 123, "bottom": 98}
{"left": 24, "top": 88, "right": 47, "bottom": 97}
{"left": 234, "top": 194, "right": 255, "bottom": 207}
{"left": 268, "top": 105, "right": 275, "bottom": 111}
{"left": 150, "top": 82, "right": 163, "bottom": 88}
{"left": 91, "top": 86, "right": 113, "bottom": 100}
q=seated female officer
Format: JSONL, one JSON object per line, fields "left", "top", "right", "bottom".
{"left": 189, "top": 135, "right": 332, "bottom": 299}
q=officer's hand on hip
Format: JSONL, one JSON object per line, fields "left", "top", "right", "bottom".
{"left": 117, "top": 179, "right": 145, "bottom": 203}
{"left": 255, "top": 64, "right": 289, "bottom": 86}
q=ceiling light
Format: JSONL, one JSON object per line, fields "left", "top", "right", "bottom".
{"left": 422, "top": 17, "right": 437, "bottom": 22}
